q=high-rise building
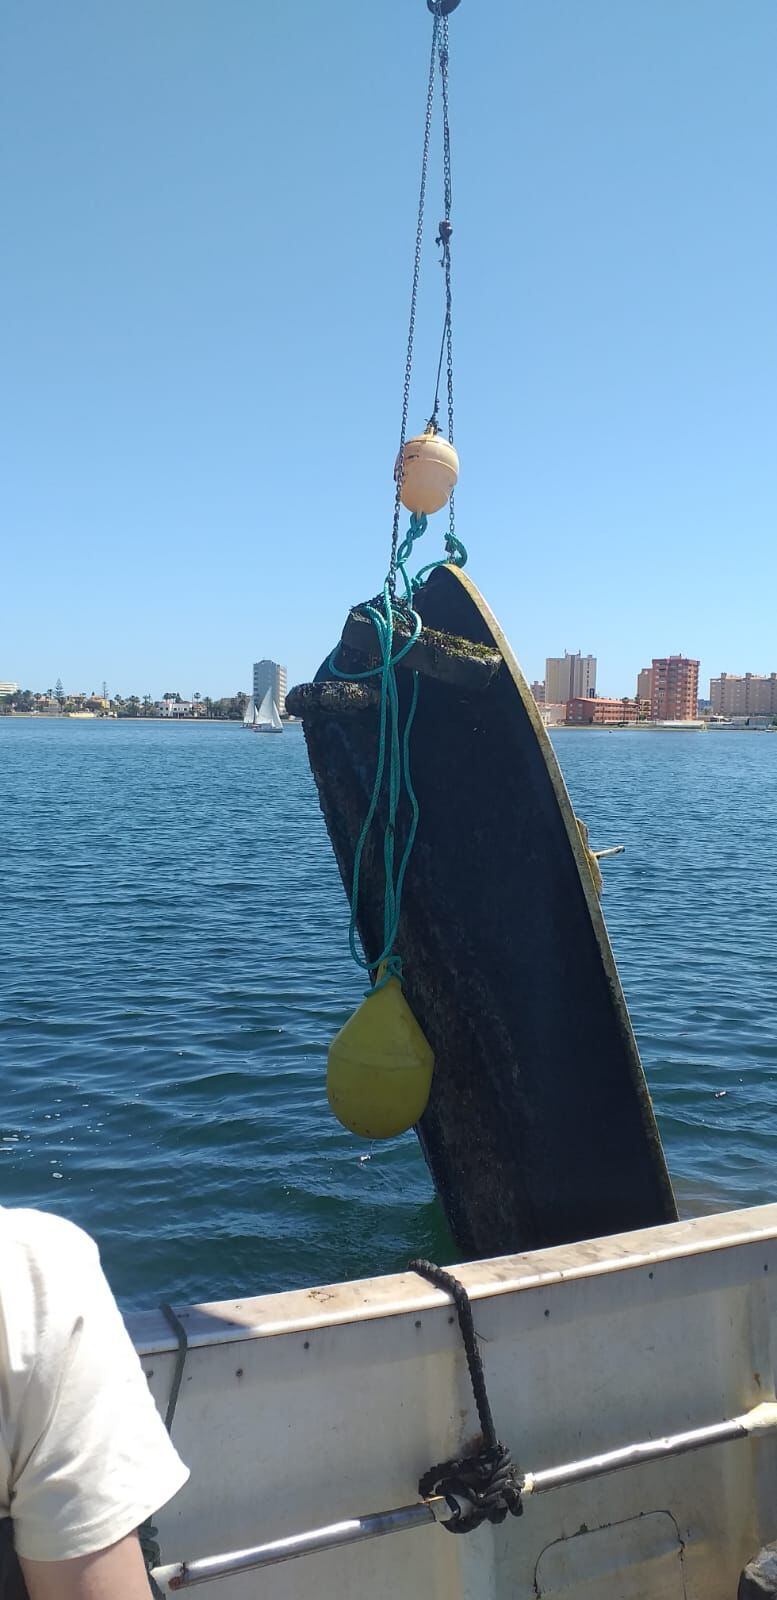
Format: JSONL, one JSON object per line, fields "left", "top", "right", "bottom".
{"left": 253, "top": 659, "right": 287, "bottom": 717}
{"left": 530, "top": 680, "right": 545, "bottom": 704}
{"left": 650, "top": 656, "right": 699, "bottom": 721}
{"left": 636, "top": 667, "right": 653, "bottom": 704}
{"left": 710, "top": 673, "right": 777, "bottom": 717}
{"left": 545, "top": 652, "right": 597, "bottom": 704}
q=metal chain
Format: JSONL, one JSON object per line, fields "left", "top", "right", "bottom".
{"left": 389, "top": 9, "right": 441, "bottom": 599}
{"left": 439, "top": 13, "right": 457, "bottom": 548}
{"left": 428, "top": 14, "right": 453, "bottom": 433}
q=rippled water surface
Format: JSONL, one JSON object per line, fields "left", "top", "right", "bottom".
{"left": 1, "top": 719, "right": 775, "bottom": 1308}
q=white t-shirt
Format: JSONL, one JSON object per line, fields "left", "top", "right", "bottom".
{"left": 0, "top": 1208, "right": 189, "bottom": 1561}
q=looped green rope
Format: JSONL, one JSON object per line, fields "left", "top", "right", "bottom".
{"left": 329, "top": 517, "right": 467, "bottom": 995}
{"left": 412, "top": 526, "right": 468, "bottom": 592}
{"left": 329, "top": 579, "right": 421, "bottom": 993}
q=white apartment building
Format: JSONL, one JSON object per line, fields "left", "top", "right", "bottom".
{"left": 252, "top": 660, "right": 287, "bottom": 716}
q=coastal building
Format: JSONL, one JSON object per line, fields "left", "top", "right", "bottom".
{"left": 566, "top": 696, "right": 639, "bottom": 726}
{"left": 540, "top": 702, "right": 568, "bottom": 727}
{"left": 710, "top": 673, "right": 777, "bottom": 718}
{"left": 545, "top": 652, "right": 596, "bottom": 704}
{"left": 159, "top": 695, "right": 196, "bottom": 718}
{"left": 650, "top": 656, "right": 699, "bottom": 722}
{"left": 636, "top": 667, "right": 653, "bottom": 703}
{"left": 530, "top": 680, "right": 545, "bottom": 704}
{"left": 253, "top": 659, "right": 287, "bottom": 717}
{"left": 0, "top": 681, "right": 19, "bottom": 697}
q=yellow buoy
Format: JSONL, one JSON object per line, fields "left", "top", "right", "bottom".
{"left": 395, "top": 430, "right": 459, "bottom": 516}
{"left": 327, "top": 976, "right": 434, "bottom": 1140}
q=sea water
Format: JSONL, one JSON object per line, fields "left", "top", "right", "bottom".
{"left": 0, "top": 719, "right": 774, "bottom": 1307}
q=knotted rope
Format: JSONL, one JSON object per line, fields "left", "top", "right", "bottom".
{"left": 411, "top": 1259, "right": 523, "bottom": 1532}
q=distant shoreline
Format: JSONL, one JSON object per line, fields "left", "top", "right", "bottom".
{"left": 548, "top": 723, "right": 775, "bottom": 733}
{"left": 0, "top": 714, "right": 300, "bottom": 726}
{"left": 1, "top": 713, "right": 770, "bottom": 734}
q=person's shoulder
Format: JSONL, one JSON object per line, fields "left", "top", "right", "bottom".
{"left": 0, "top": 1209, "right": 100, "bottom": 1299}
{"left": 0, "top": 1207, "right": 100, "bottom": 1273}
{"left": 0, "top": 1209, "right": 107, "bottom": 1386}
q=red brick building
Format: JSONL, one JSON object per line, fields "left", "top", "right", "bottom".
{"left": 566, "top": 697, "right": 639, "bottom": 725}
{"left": 636, "top": 667, "right": 654, "bottom": 703}
{"left": 650, "top": 657, "right": 699, "bottom": 721}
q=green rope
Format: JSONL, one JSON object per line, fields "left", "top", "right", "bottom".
{"left": 330, "top": 580, "right": 420, "bottom": 992}
{"left": 397, "top": 513, "right": 468, "bottom": 598}
{"left": 412, "top": 528, "right": 468, "bottom": 590}
{"left": 329, "top": 519, "right": 466, "bottom": 994}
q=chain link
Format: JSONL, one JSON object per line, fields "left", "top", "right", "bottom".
{"left": 439, "top": 14, "right": 456, "bottom": 548}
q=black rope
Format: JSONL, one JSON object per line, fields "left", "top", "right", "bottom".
{"left": 160, "top": 1301, "right": 188, "bottom": 1434}
{"left": 139, "top": 1304, "right": 189, "bottom": 1595}
{"left": 139, "top": 1520, "right": 164, "bottom": 1599}
{"left": 410, "top": 1259, "right": 523, "bottom": 1533}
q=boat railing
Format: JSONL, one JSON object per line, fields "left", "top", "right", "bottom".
{"left": 152, "top": 1400, "right": 777, "bottom": 1590}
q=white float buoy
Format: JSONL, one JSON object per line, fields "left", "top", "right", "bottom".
{"left": 395, "top": 430, "right": 459, "bottom": 516}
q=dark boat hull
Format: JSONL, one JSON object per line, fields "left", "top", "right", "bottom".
{"left": 292, "top": 565, "right": 676, "bottom": 1259}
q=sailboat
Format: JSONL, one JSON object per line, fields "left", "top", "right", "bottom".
{"left": 242, "top": 698, "right": 257, "bottom": 728}
{"left": 251, "top": 687, "right": 283, "bottom": 733}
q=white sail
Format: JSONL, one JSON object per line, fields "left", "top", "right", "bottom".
{"left": 253, "top": 688, "right": 284, "bottom": 732}
{"left": 256, "top": 689, "right": 274, "bottom": 725}
{"left": 243, "top": 698, "right": 257, "bottom": 726}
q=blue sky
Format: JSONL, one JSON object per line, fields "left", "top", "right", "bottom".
{"left": 3, "top": 0, "right": 775, "bottom": 699}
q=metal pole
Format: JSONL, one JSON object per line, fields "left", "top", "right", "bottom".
{"left": 154, "top": 1500, "right": 451, "bottom": 1591}
{"left": 152, "top": 1403, "right": 777, "bottom": 1590}
{"left": 522, "top": 1402, "right": 777, "bottom": 1495}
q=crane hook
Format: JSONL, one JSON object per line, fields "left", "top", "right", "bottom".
{"left": 426, "top": 0, "right": 461, "bottom": 13}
